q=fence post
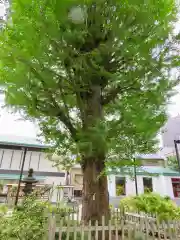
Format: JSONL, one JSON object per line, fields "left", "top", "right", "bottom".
{"left": 121, "top": 218, "right": 124, "bottom": 240}
{"left": 81, "top": 220, "right": 85, "bottom": 240}
{"left": 144, "top": 215, "right": 149, "bottom": 240}
{"left": 48, "top": 214, "right": 56, "bottom": 240}
{"left": 156, "top": 218, "right": 161, "bottom": 240}
{"left": 58, "top": 219, "right": 63, "bottom": 240}
{"left": 162, "top": 221, "right": 167, "bottom": 240}
{"left": 102, "top": 215, "right": 105, "bottom": 240}
{"left": 95, "top": 220, "right": 98, "bottom": 240}
{"left": 108, "top": 219, "right": 112, "bottom": 240}
{"left": 88, "top": 220, "right": 92, "bottom": 240}
{"left": 167, "top": 220, "right": 173, "bottom": 240}
{"left": 115, "top": 214, "right": 118, "bottom": 240}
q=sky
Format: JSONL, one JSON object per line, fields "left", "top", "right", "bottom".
{"left": 0, "top": 3, "right": 180, "bottom": 139}
{"left": 0, "top": 92, "right": 38, "bottom": 138}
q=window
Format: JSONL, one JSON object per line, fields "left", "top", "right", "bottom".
{"left": 74, "top": 190, "right": 82, "bottom": 198}
{"left": 115, "top": 177, "right": 126, "bottom": 196}
{"left": 74, "top": 174, "right": 83, "bottom": 185}
{"left": 171, "top": 178, "right": 180, "bottom": 198}
{"left": 143, "top": 177, "right": 153, "bottom": 193}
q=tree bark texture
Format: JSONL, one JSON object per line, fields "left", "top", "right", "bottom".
{"left": 81, "top": 157, "right": 109, "bottom": 224}
{"left": 80, "top": 85, "right": 109, "bottom": 225}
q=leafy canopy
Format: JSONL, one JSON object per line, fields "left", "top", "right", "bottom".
{"left": 0, "top": 0, "right": 179, "bottom": 165}
{"left": 167, "top": 155, "right": 179, "bottom": 171}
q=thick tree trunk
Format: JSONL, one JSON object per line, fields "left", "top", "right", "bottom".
{"left": 79, "top": 84, "right": 110, "bottom": 225}
{"left": 81, "top": 157, "right": 109, "bottom": 224}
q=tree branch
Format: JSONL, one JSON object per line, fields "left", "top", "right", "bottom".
{"left": 56, "top": 109, "right": 77, "bottom": 141}
{"left": 102, "top": 85, "right": 122, "bottom": 105}
{"left": 102, "top": 84, "right": 139, "bottom": 105}
{"left": 19, "top": 58, "right": 78, "bottom": 140}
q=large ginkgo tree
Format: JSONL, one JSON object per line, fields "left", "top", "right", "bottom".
{"left": 0, "top": 0, "right": 179, "bottom": 222}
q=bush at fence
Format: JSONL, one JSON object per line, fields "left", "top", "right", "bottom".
{"left": 0, "top": 194, "right": 75, "bottom": 240}
{"left": 48, "top": 202, "right": 76, "bottom": 216}
{"left": 0, "top": 204, "right": 8, "bottom": 217}
{"left": 0, "top": 195, "right": 46, "bottom": 240}
{"left": 120, "top": 193, "right": 180, "bottom": 221}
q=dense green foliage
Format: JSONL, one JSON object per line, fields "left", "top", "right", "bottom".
{"left": 0, "top": 204, "right": 8, "bottom": 217}
{"left": 0, "top": 196, "right": 46, "bottom": 240}
{"left": 0, "top": 0, "right": 179, "bottom": 163}
{"left": 167, "top": 155, "right": 179, "bottom": 171}
{"left": 120, "top": 193, "right": 180, "bottom": 221}
{"left": 0, "top": 195, "right": 77, "bottom": 240}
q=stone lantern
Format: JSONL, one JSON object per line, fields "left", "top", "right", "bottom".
{"left": 22, "top": 168, "right": 38, "bottom": 196}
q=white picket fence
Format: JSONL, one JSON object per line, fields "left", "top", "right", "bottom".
{"left": 47, "top": 210, "right": 180, "bottom": 240}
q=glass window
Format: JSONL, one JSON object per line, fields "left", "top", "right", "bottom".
{"left": 115, "top": 177, "right": 126, "bottom": 196}
{"left": 74, "top": 174, "right": 83, "bottom": 184}
{"left": 171, "top": 178, "right": 180, "bottom": 198}
{"left": 74, "top": 190, "right": 82, "bottom": 198}
{"left": 143, "top": 177, "right": 153, "bottom": 193}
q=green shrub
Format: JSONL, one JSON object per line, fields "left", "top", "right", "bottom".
{"left": 0, "top": 194, "right": 80, "bottom": 240}
{"left": 0, "top": 195, "right": 47, "bottom": 240}
{"left": 120, "top": 193, "right": 180, "bottom": 221}
{"left": 48, "top": 202, "right": 75, "bottom": 215}
{"left": 116, "top": 185, "right": 124, "bottom": 196}
{"left": 0, "top": 204, "right": 8, "bottom": 216}
{"left": 0, "top": 191, "right": 83, "bottom": 240}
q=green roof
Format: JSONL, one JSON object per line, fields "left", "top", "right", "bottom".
{"left": 0, "top": 135, "right": 49, "bottom": 149}
{"left": 109, "top": 166, "right": 180, "bottom": 177}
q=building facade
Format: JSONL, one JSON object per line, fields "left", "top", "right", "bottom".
{"left": 161, "top": 115, "right": 180, "bottom": 148}
{"left": 108, "top": 154, "right": 180, "bottom": 206}
{"left": 63, "top": 153, "right": 180, "bottom": 206}
{"left": 70, "top": 164, "right": 83, "bottom": 199}
{"left": 0, "top": 135, "right": 65, "bottom": 202}
{"left": 1, "top": 135, "right": 180, "bottom": 205}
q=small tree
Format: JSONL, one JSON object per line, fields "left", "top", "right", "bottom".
{"left": 167, "top": 155, "right": 179, "bottom": 171}
{"left": 0, "top": 0, "right": 179, "bottom": 223}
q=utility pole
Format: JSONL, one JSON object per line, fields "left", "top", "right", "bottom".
{"left": 14, "top": 147, "right": 27, "bottom": 206}
{"left": 174, "top": 140, "right": 180, "bottom": 172}
{"left": 133, "top": 158, "right": 138, "bottom": 195}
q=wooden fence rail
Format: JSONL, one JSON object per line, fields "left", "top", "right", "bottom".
{"left": 47, "top": 211, "right": 180, "bottom": 240}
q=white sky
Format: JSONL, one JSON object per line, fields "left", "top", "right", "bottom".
{"left": 0, "top": 92, "right": 38, "bottom": 137}
{"left": 169, "top": 87, "right": 180, "bottom": 117}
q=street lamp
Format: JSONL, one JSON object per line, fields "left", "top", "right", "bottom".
{"left": 174, "top": 140, "right": 180, "bottom": 172}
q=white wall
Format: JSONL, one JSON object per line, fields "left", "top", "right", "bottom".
{"left": 164, "top": 176, "right": 174, "bottom": 198}
{"left": 125, "top": 177, "right": 136, "bottom": 195}
{"left": 136, "top": 176, "right": 144, "bottom": 195}
{"left": 152, "top": 175, "right": 166, "bottom": 196}
{"left": 108, "top": 174, "right": 174, "bottom": 198}
{"left": 0, "top": 149, "right": 59, "bottom": 172}
{"left": 108, "top": 175, "right": 116, "bottom": 197}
